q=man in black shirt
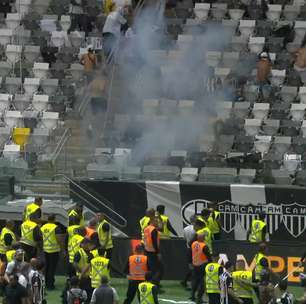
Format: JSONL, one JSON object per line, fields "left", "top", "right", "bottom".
{"left": 4, "top": 274, "right": 28, "bottom": 304}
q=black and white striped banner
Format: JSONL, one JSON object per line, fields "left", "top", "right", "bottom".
{"left": 74, "top": 180, "right": 306, "bottom": 241}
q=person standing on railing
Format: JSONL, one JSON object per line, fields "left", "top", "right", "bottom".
{"left": 96, "top": 213, "right": 113, "bottom": 260}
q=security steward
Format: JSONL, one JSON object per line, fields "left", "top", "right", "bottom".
{"left": 0, "top": 220, "right": 16, "bottom": 262}
{"left": 194, "top": 218, "right": 213, "bottom": 254}
{"left": 41, "top": 214, "right": 63, "bottom": 290}
{"left": 233, "top": 259, "right": 255, "bottom": 304}
{"left": 156, "top": 205, "right": 178, "bottom": 239}
{"left": 69, "top": 227, "right": 86, "bottom": 277}
{"left": 97, "top": 213, "right": 113, "bottom": 259}
{"left": 20, "top": 213, "right": 42, "bottom": 261}
{"left": 124, "top": 244, "right": 149, "bottom": 304}
{"left": 5, "top": 243, "right": 21, "bottom": 263}
{"left": 138, "top": 272, "right": 159, "bottom": 304}
{"left": 139, "top": 209, "right": 155, "bottom": 240}
{"left": 254, "top": 243, "right": 270, "bottom": 282}
{"left": 23, "top": 197, "right": 43, "bottom": 221}
{"left": 74, "top": 238, "right": 93, "bottom": 302}
{"left": 85, "top": 218, "right": 99, "bottom": 248}
{"left": 68, "top": 203, "right": 85, "bottom": 226}
{"left": 143, "top": 217, "right": 162, "bottom": 287}
{"left": 90, "top": 247, "right": 110, "bottom": 289}
{"left": 190, "top": 234, "right": 212, "bottom": 303}
{"left": 208, "top": 203, "right": 221, "bottom": 240}
{"left": 248, "top": 212, "right": 267, "bottom": 243}
{"left": 205, "top": 252, "right": 223, "bottom": 304}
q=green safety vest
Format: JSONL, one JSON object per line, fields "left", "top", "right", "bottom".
{"left": 207, "top": 211, "right": 221, "bottom": 234}
{"left": 138, "top": 282, "right": 156, "bottom": 304}
{"left": 41, "top": 223, "right": 60, "bottom": 253}
{"left": 205, "top": 262, "right": 221, "bottom": 294}
{"left": 197, "top": 227, "right": 213, "bottom": 253}
{"left": 255, "top": 252, "right": 268, "bottom": 281}
{"left": 249, "top": 219, "right": 266, "bottom": 243}
{"left": 97, "top": 220, "right": 113, "bottom": 249}
{"left": 140, "top": 216, "right": 150, "bottom": 239}
{"left": 24, "top": 203, "right": 40, "bottom": 221}
{"left": 6, "top": 249, "right": 16, "bottom": 262}
{"left": 90, "top": 256, "right": 110, "bottom": 288}
{"left": 75, "top": 248, "right": 89, "bottom": 277}
{"left": 160, "top": 215, "right": 170, "bottom": 239}
{"left": 20, "top": 220, "right": 37, "bottom": 247}
{"left": 68, "top": 209, "right": 85, "bottom": 226}
{"left": 232, "top": 270, "right": 253, "bottom": 299}
{"left": 69, "top": 234, "right": 84, "bottom": 263}
{"left": 0, "top": 227, "right": 16, "bottom": 254}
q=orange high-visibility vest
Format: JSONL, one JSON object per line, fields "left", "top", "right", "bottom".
{"left": 143, "top": 225, "right": 159, "bottom": 253}
{"left": 85, "top": 227, "right": 96, "bottom": 239}
{"left": 128, "top": 254, "right": 148, "bottom": 281}
{"left": 191, "top": 241, "right": 208, "bottom": 266}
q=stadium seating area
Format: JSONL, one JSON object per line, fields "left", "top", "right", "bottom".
{"left": 0, "top": 0, "right": 107, "bottom": 180}
{"left": 87, "top": 0, "right": 306, "bottom": 185}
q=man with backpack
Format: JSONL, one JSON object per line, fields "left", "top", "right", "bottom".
{"left": 67, "top": 276, "right": 87, "bottom": 304}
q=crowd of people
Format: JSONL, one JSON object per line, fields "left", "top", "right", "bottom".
{"left": 0, "top": 197, "right": 305, "bottom": 304}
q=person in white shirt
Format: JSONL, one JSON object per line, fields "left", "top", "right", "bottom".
{"left": 181, "top": 215, "right": 196, "bottom": 289}
{"left": 102, "top": 6, "right": 128, "bottom": 60}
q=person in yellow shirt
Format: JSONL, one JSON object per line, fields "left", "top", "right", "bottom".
{"left": 208, "top": 203, "right": 221, "bottom": 240}
{"left": 68, "top": 203, "right": 84, "bottom": 226}
{"left": 247, "top": 213, "right": 267, "bottom": 243}
{"left": 139, "top": 209, "right": 155, "bottom": 240}
{"left": 156, "top": 205, "right": 178, "bottom": 239}
{"left": 41, "top": 214, "right": 65, "bottom": 290}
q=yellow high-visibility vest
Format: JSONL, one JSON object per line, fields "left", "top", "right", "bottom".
{"left": 75, "top": 248, "right": 89, "bottom": 277}
{"left": 0, "top": 227, "right": 16, "bottom": 254}
{"left": 24, "top": 203, "right": 40, "bottom": 221}
{"left": 20, "top": 220, "right": 37, "bottom": 247}
{"left": 41, "top": 223, "right": 60, "bottom": 253}
{"left": 6, "top": 249, "right": 16, "bottom": 262}
{"left": 249, "top": 219, "right": 266, "bottom": 243}
{"left": 67, "top": 224, "right": 81, "bottom": 253}
{"left": 197, "top": 227, "right": 213, "bottom": 253}
{"left": 90, "top": 256, "right": 110, "bottom": 288}
{"left": 160, "top": 215, "right": 170, "bottom": 239}
{"left": 232, "top": 270, "right": 253, "bottom": 299}
{"left": 68, "top": 209, "right": 85, "bottom": 226}
{"left": 207, "top": 211, "right": 221, "bottom": 234}
{"left": 69, "top": 234, "right": 84, "bottom": 263}
{"left": 97, "top": 220, "right": 113, "bottom": 250}
{"left": 205, "top": 262, "right": 221, "bottom": 294}
{"left": 255, "top": 252, "right": 268, "bottom": 281}
{"left": 140, "top": 216, "right": 150, "bottom": 239}
{"left": 138, "top": 282, "right": 155, "bottom": 304}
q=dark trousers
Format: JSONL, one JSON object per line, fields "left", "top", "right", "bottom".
{"left": 208, "top": 293, "right": 220, "bottom": 304}
{"left": 67, "top": 262, "right": 76, "bottom": 278}
{"left": 213, "top": 232, "right": 221, "bottom": 240}
{"left": 191, "top": 265, "right": 205, "bottom": 300}
{"left": 80, "top": 277, "right": 93, "bottom": 304}
{"left": 102, "top": 32, "right": 117, "bottom": 63}
{"left": 145, "top": 251, "right": 163, "bottom": 285}
{"left": 20, "top": 243, "right": 37, "bottom": 261}
{"left": 44, "top": 251, "right": 59, "bottom": 289}
{"left": 183, "top": 248, "right": 192, "bottom": 285}
{"left": 123, "top": 280, "right": 142, "bottom": 304}
{"left": 241, "top": 298, "right": 253, "bottom": 304}
{"left": 105, "top": 248, "right": 113, "bottom": 260}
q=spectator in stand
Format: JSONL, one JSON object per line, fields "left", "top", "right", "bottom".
{"left": 294, "top": 43, "right": 306, "bottom": 72}
{"left": 69, "top": 0, "right": 85, "bottom": 32}
{"left": 102, "top": 5, "right": 128, "bottom": 61}
{"left": 80, "top": 48, "right": 98, "bottom": 82}
{"left": 256, "top": 52, "right": 271, "bottom": 100}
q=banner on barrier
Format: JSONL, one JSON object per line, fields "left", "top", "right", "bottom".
{"left": 72, "top": 180, "right": 306, "bottom": 241}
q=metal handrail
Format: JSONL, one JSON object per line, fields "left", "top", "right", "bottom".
{"left": 53, "top": 173, "right": 128, "bottom": 228}
{"left": 50, "top": 127, "right": 72, "bottom": 166}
